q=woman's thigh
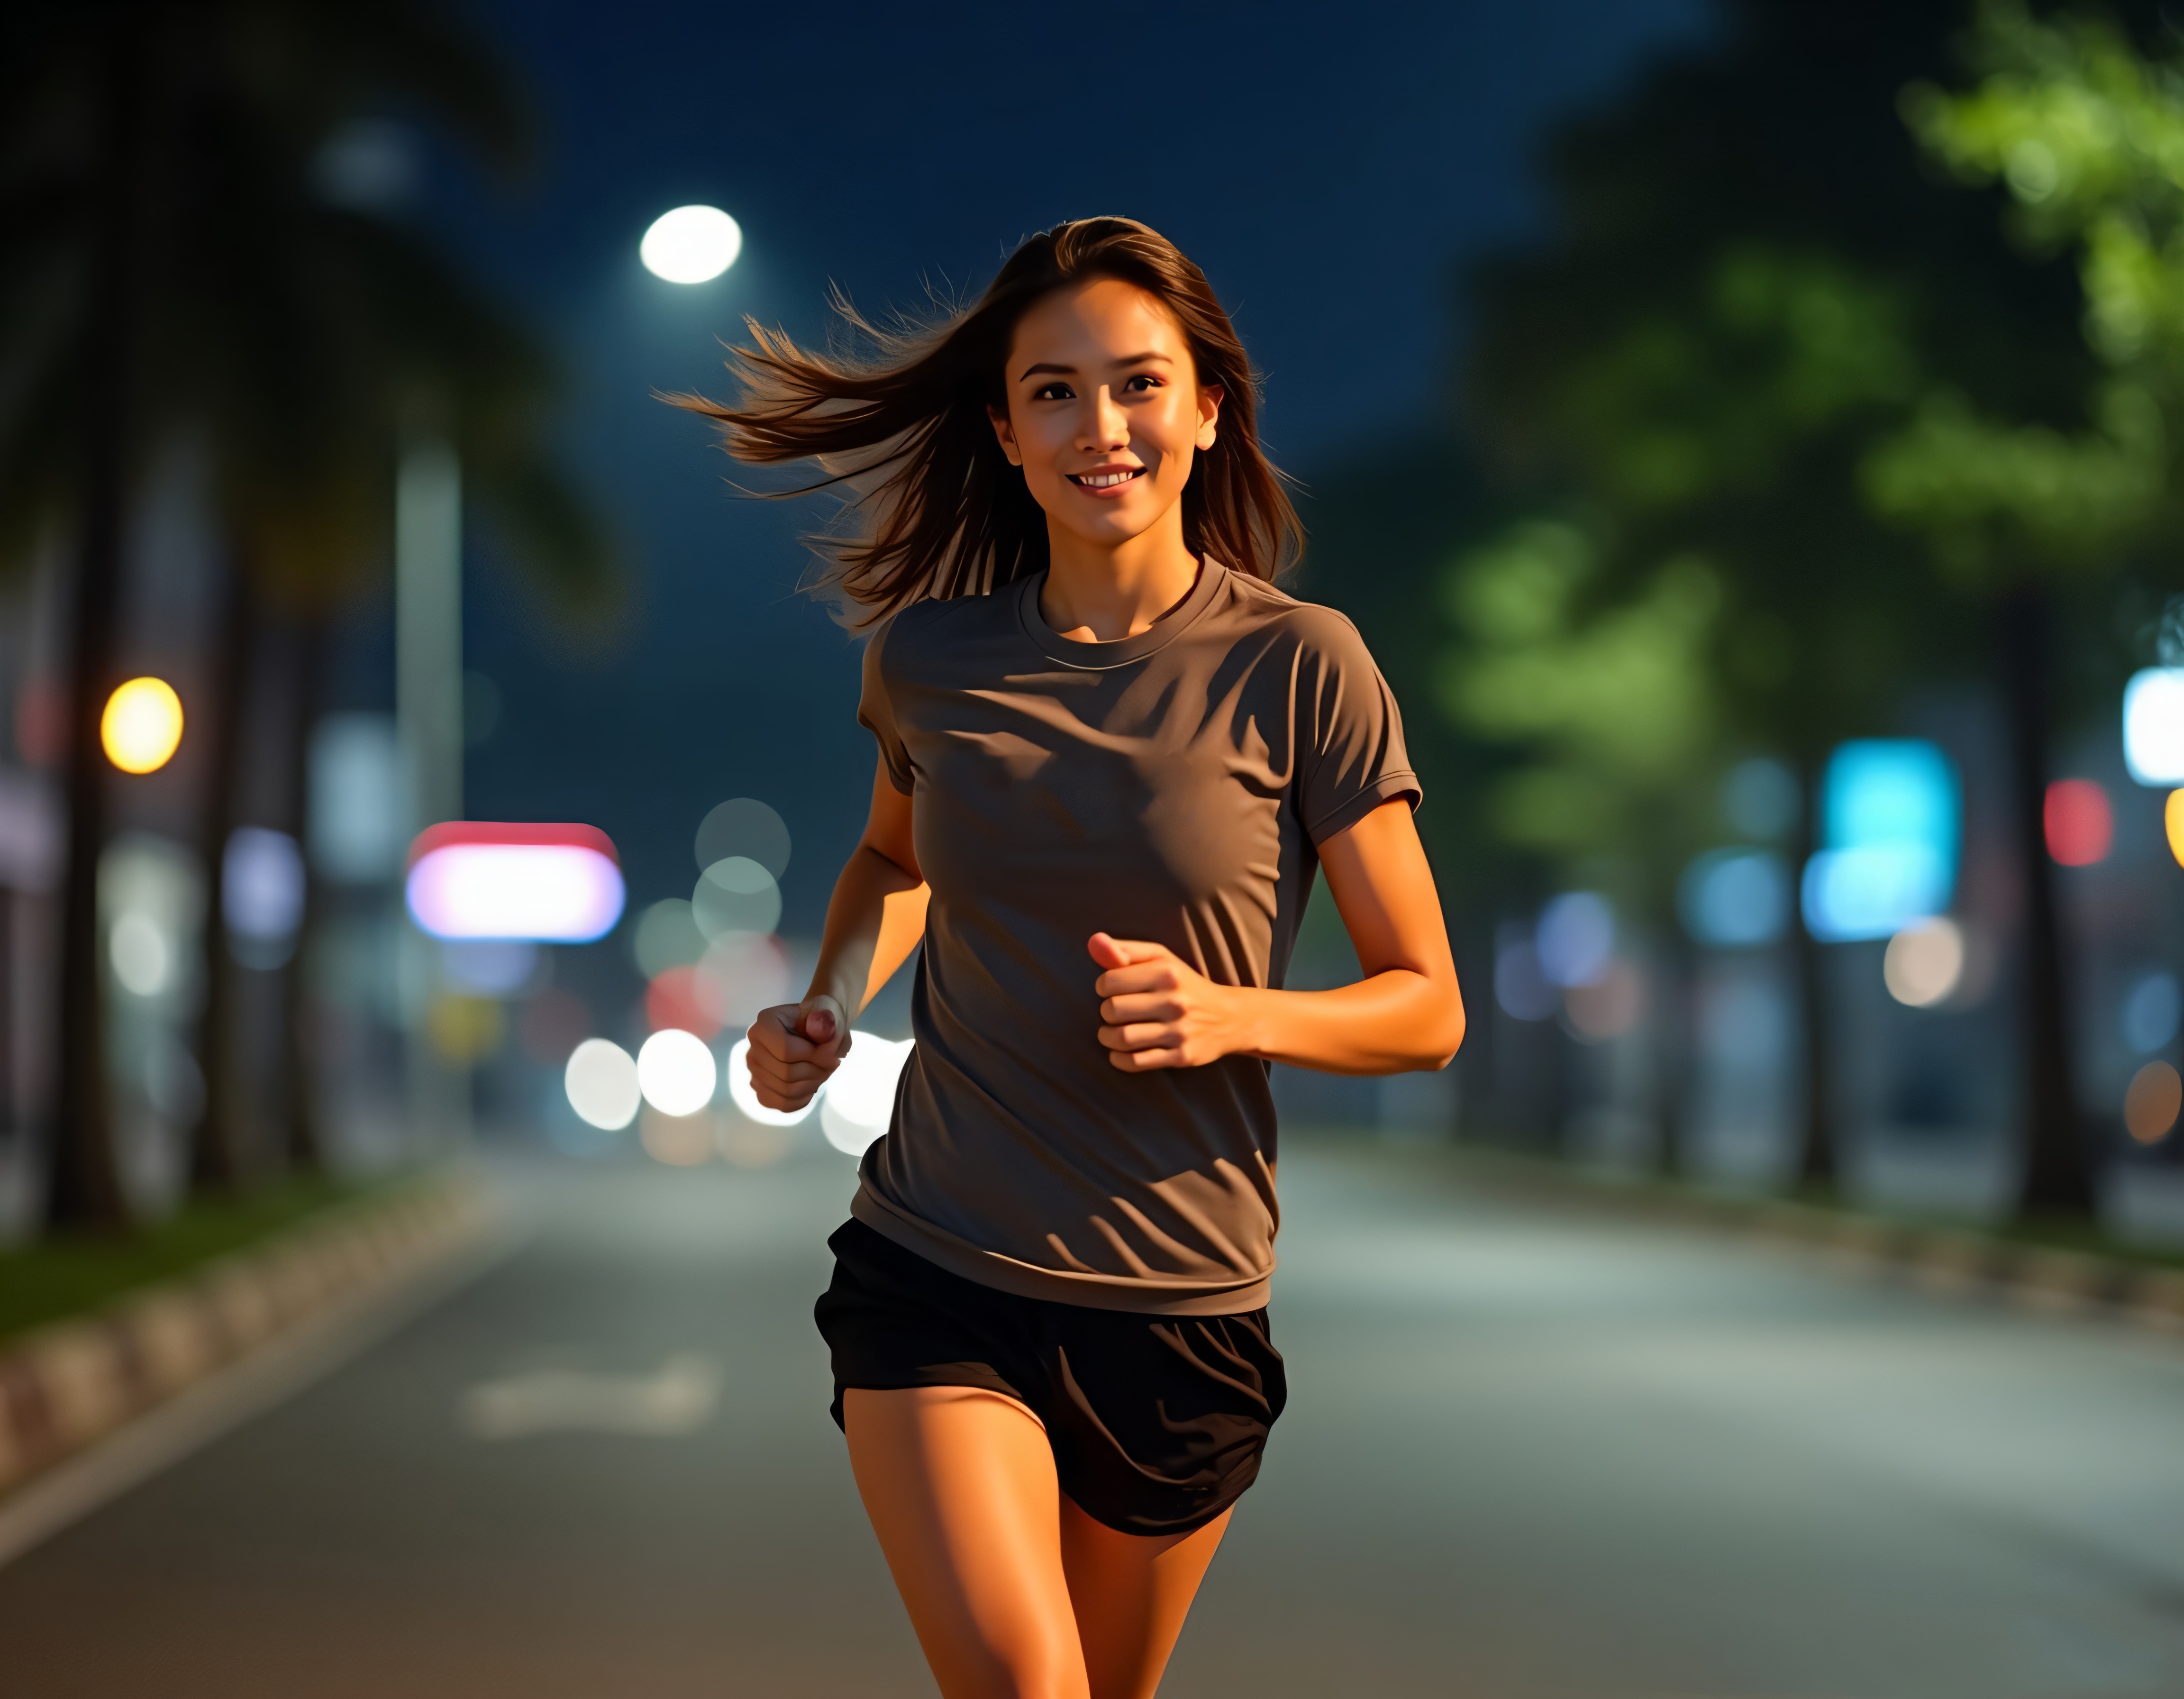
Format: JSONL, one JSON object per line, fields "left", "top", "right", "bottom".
{"left": 844, "top": 1385, "right": 1089, "bottom": 1699}
{"left": 1059, "top": 1498, "right": 1231, "bottom": 1699}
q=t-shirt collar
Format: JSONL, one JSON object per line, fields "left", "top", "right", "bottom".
{"left": 1014, "top": 557, "right": 1226, "bottom": 671}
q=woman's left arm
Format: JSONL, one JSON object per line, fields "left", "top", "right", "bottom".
{"left": 1092, "top": 798, "right": 1465, "bottom": 1076}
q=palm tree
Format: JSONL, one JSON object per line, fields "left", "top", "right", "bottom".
{"left": 1, "top": 2, "right": 617, "bottom": 1226}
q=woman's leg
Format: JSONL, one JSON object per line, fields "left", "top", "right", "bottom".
{"left": 843, "top": 1386, "right": 1090, "bottom": 1699}
{"left": 1059, "top": 1499, "right": 1232, "bottom": 1699}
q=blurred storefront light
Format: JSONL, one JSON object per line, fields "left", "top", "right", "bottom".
{"left": 2043, "top": 779, "right": 2112, "bottom": 866}
{"left": 405, "top": 822, "right": 624, "bottom": 941}
{"left": 1882, "top": 918, "right": 1964, "bottom": 1007}
{"left": 1536, "top": 892, "right": 1614, "bottom": 988}
{"left": 640, "top": 205, "right": 742, "bottom": 283}
{"left": 100, "top": 677, "right": 183, "bottom": 774}
{"left": 2124, "top": 1060, "right": 2182, "bottom": 1145}
{"left": 2167, "top": 791, "right": 2184, "bottom": 868}
{"left": 2123, "top": 668, "right": 2184, "bottom": 786}
{"left": 636, "top": 1028, "right": 716, "bottom": 1117}
{"left": 1679, "top": 848, "right": 1790, "bottom": 948}
{"left": 1802, "top": 740, "right": 1959, "bottom": 942}
{"left": 821, "top": 1033, "right": 912, "bottom": 1156}
{"left": 565, "top": 1037, "right": 640, "bottom": 1131}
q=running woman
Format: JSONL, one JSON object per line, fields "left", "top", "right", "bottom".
{"left": 681, "top": 217, "right": 1465, "bottom": 1699}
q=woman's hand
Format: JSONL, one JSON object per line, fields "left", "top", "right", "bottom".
{"left": 1088, "top": 933, "right": 1248, "bottom": 1071}
{"left": 746, "top": 994, "right": 851, "bottom": 1110}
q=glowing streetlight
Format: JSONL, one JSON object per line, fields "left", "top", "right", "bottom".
{"left": 100, "top": 676, "right": 184, "bottom": 774}
{"left": 640, "top": 205, "right": 742, "bottom": 284}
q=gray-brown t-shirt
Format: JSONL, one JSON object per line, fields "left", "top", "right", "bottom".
{"left": 851, "top": 561, "right": 1420, "bottom": 1315}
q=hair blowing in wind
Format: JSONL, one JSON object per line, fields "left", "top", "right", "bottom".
{"left": 670, "top": 217, "right": 1303, "bottom": 621}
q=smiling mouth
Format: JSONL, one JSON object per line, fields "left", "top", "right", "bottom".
{"left": 1068, "top": 469, "right": 1144, "bottom": 489}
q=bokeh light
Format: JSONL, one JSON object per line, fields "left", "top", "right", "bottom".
{"left": 632, "top": 898, "right": 708, "bottom": 978}
{"left": 1493, "top": 928, "right": 1556, "bottom": 1021}
{"left": 640, "top": 204, "right": 742, "bottom": 283}
{"left": 2043, "top": 778, "right": 2112, "bottom": 866}
{"left": 640, "top": 1105, "right": 714, "bottom": 1165}
{"left": 2122, "top": 971, "right": 2182, "bottom": 1054}
{"left": 223, "top": 827, "right": 304, "bottom": 942}
{"left": 2122, "top": 667, "right": 2184, "bottom": 786}
{"left": 565, "top": 1038, "right": 640, "bottom": 1131}
{"left": 100, "top": 677, "right": 183, "bottom": 774}
{"left": 442, "top": 939, "right": 537, "bottom": 996}
{"left": 646, "top": 965, "right": 721, "bottom": 1037}
{"left": 821, "top": 1033, "right": 912, "bottom": 1156}
{"left": 726, "top": 1036, "right": 817, "bottom": 1127}
{"left": 695, "top": 797, "right": 791, "bottom": 879}
{"left": 407, "top": 839, "right": 625, "bottom": 941}
{"left": 1720, "top": 757, "right": 1800, "bottom": 840}
{"left": 2167, "top": 790, "right": 2184, "bottom": 868}
{"left": 637, "top": 1028, "right": 717, "bottom": 1116}
{"left": 1564, "top": 961, "right": 1643, "bottom": 1043}
{"left": 693, "top": 856, "right": 781, "bottom": 940}
{"left": 1537, "top": 892, "right": 1614, "bottom": 988}
{"left": 109, "top": 912, "right": 171, "bottom": 997}
{"left": 2124, "top": 1060, "right": 2182, "bottom": 1144}
{"left": 1679, "top": 849, "right": 1790, "bottom": 948}
{"left": 1883, "top": 918, "right": 1965, "bottom": 1008}
{"left": 693, "top": 932, "right": 792, "bottom": 1031}
{"left": 1803, "top": 740, "right": 1959, "bottom": 942}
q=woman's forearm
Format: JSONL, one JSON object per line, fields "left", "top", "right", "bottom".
{"left": 1228, "top": 969, "right": 1465, "bottom": 1076}
{"left": 808, "top": 845, "right": 930, "bottom": 1019}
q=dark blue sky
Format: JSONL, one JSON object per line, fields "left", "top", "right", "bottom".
{"left": 439, "top": 0, "right": 1714, "bottom": 934}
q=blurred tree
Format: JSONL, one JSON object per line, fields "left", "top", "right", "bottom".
{"left": 1460, "top": 0, "right": 2166, "bottom": 1217}
{"left": 0, "top": 3, "right": 617, "bottom": 1228}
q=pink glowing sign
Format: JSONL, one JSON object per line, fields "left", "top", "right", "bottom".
{"left": 405, "top": 822, "right": 625, "bottom": 942}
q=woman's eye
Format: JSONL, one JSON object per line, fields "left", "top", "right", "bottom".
{"left": 1032, "top": 382, "right": 1075, "bottom": 401}
{"left": 1123, "top": 375, "right": 1162, "bottom": 393}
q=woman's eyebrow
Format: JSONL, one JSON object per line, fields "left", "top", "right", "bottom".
{"left": 1016, "top": 351, "right": 1172, "bottom": 382}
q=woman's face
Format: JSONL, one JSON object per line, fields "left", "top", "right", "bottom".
{"left": 989, "top": 278, "right": 1222, "bottom": 553}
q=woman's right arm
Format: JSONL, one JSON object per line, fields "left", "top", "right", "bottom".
{"left": 743, "top": 758, "right": 928, "bottom": 1111}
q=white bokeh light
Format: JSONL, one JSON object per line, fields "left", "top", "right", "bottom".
{"left": 640, "top": 205, "right": 742, "bottom": 284}
{"left": 1883, "top": 917, "right": 1965, "bottom": 1008}
{"left": 564, "top": 1038, "right": 641, "bottom": 1131}
{"left": 637, "top": 1028, "right": 718, "bottom": 1117}
{"left": 725, "top": 1036, "right": 817, "bottom": 1128}
{"left": 109, "top": 911, "right": 172, "bottom": 997}
{"left": 821, "top": 1034, "right": 911, "bottom": 1157}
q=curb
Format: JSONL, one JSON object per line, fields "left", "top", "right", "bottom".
{"left": 0, "top": 1176, "right": 491, "bottom": 1498}
{"left": 1439, "top": 1151, "right": 2184, "bottom": 1336}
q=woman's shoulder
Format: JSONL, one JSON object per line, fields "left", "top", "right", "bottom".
{"left": 1213, "top": 568, "right": 1373, "bottom": 657}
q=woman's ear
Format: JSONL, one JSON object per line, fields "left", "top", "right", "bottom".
{"left": 987, "top": 403, "right": 1022, "bottom": 467}
{"left": 1196, "top": 383, "right": 1224, "bottom": 452}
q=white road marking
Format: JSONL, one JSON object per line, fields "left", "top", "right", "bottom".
{"left": 459, "top": 1354, "right": 721, "bottom": 1440}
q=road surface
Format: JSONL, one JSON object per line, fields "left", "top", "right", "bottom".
{"left": 4, "top": 1139, "right": 2183, "bottom": 1698}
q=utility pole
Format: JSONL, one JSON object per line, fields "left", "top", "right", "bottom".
{"left": 394, "top": 436, "right": 467, "bottom": 1151}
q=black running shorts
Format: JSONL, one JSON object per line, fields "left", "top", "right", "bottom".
{"left": 814, "top": 1218, "right": 1286, "bottom": 1537}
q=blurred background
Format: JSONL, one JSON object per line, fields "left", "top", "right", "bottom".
{"left": 6, "top": 2, "right": 2184, "bottom": 1695}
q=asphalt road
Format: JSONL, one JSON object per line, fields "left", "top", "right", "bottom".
{"left": 5, "top": 1139, "right": 2184, "bottom": 1699}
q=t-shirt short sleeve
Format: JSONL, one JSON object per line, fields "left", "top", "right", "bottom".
{"left": 1293, "top": 611, "right": 1421, "bottom": 845}
{"left": 858, "top": 617, "right": 916, "bottom": 795}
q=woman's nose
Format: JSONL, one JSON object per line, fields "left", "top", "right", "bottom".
{"left": 1079, "top": 386, "right": 1128, "bottom": 449}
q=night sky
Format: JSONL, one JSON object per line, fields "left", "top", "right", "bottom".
{"left": 424, "top": 0, "right": 1713, "bottom": 938}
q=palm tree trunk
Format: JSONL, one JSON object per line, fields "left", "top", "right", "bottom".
{"left": 1999, "top": 583, "right": 2095, "bottom": 1222}
{"left": 1789, "top": 752, "right": 1838, "bottom": 1195}
{"left": 190, "top": 559, "right": 258, "bottom": 1192}
{"left": 50, "top": 19, "right": 151, "bottom": 1230}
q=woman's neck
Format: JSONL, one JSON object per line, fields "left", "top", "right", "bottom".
{"left": 1038, "top": 517, "right": 1201, "bottom": 644}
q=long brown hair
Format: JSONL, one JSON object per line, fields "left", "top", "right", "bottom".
{"left": 671, "top": 217, "right": 1302, "bottom": 621}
